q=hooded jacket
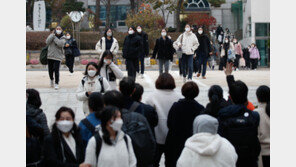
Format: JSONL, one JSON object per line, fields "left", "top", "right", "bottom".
{"left": 46, "top": 33, "right": 66, "bottom": 61}
{"left": 95, "top": 37, "right": 119, "bottom": 59}
{"left": 249, "top": 47, "right": 260, "bottom": 59}
{"left": 173, "top": 31, "right": 199, "bottom": 55}
{"left": 99, "top": 62, "right": 124, "bottom": 90}
{"left": 26, "top": 104, "right": 50, "bottom": 136}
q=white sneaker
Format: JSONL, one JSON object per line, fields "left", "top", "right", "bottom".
{"left": 187, "top": 78, "right": 192, "bottom": 82}
{"left": 54, "top": 84, "right": 59, "bottom": 90}
{"left": 50, "top": 80, "right": 54, "bottom": 88}
{"left": 183, "top": 77, "right": 186, "bottom": 83}
{"left": 69, "top": 73, "right": 74, "bottom": 76}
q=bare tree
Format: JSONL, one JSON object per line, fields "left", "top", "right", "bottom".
{"left": 175, "top": 0, "right": 184, "bottom": 32}
{"left": 101, "top": 0, "right": 119, "bottom": 28}
{"left": 130, "top": 0, "right": 136, "bottom": 14}
{"left": 95, "top": 0, "right": 101, "bottom": 30}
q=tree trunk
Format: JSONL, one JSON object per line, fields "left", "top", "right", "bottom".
{"left": 106, "top": 0, "right": 111, "bottom": 28}
{"left": 175, "top": 0, "right": 183, "bottom": 32}
{"left": 95, "top": 0, "right": 101, "bottom": 31}
{"left": 130, "top": 0, "right": 135, "bottom": 14}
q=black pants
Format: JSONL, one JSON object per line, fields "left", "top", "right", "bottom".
{"left": 65, "top": 54, "right": 74, "bottom": 73}
{"left": 250, "top": 59, "right": 258, "bottom": 69}
{"left": 219, "top": 56, "right": 227, "bottom": 71}
{"left": 154, "top": 144, "right": 167, "bottom": 167}
{"left": 48, "top": 59, "right": 61, "bottom": 84}
{"left": 234, "top": 54, "right": 241, "bottom": 68}
{"left": 197, "top": 53, "right": 208, "bottom": 77}
{"left": 126, "top": 59, "right": 138, "bottom": 81}
{"left": 262, "top": 155, "right": 270, "bottom": 167}
{"left": 179, "top": 58, "right": 183, "bottom": 75}
{"left": 137, "top": 56, "right": 145, "bottom": 74}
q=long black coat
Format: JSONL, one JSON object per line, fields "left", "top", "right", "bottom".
{"left": 137, "top": 31, "right": 149, "bottom": 57}
{"left": 195, "top": 33, "right": 212, "bottom": 57}
{"left": 43, "top": 126, "right": 85, "bottom": 167}
{"left": 152, "top": 36, "right": 174, "bottom": 61}
{"left": 122, "top": 34, "right": 143, "bottom": 60}
{"left": 165, "top": 99, "right": 204, "bottom": 167}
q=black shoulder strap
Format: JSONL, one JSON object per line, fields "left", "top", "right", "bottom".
{"left": 129, "top": 101, "right": 140, "bottom": 113}
{"left": 81, "top": 118, "right": 96, "bottom": 135}
{"left": 94, "top": 133, "right": 102, "bottom": 163}
{"left": 100, "top": 38, "right": 103, "bottom": 49}
{"left": 123, "top": 135, "right": 129, "bottom": 153}
{"left": 81, "top": 76, "right": 87, "bottom": 87}
{"left": 98, "top": 77, "right": 104, "bottom": 93}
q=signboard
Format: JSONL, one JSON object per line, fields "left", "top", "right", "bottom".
{"left": 33, "top": 1, "right": 46, "bottom": 31}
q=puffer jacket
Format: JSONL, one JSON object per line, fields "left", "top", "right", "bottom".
{"left": 95, "top": 37, "right": 119, "bottom": 59}
{"left": 46, "top": 33, "right": 66, "bottom": 61}
{"left": 249, "top": 47, "right": 260, "bottom": 59}
{"left": 173, "top": 32, "right": 199, "bottom": 55}
{"left": 26, "top": 104, "right": 50, "bottom": 136}
{"left": 122, "top": 34, "right": 143, "bottom": 59}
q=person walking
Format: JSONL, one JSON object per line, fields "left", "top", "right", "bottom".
{"left": 243, "top": 46, "right": 251, "bottom": 69}
{"left": 177, "top": 115, "right": 238, "bottom": 167}
{"left": 233, "top": 38, "right": 243, "bottom": 70}
{"left": 76, "top": 62, "right": 111, "bottom": 116}
{"left": 249, "top": 43, "right": 261, "bottom": 70}
{"left": 173, "top": 24, "right": 199, "bottom": 82}
{"left": 136, "top": 26, "right": 149, "bottom": 78}
{"left": 219, "top": 37, "right": 234, "bottom": 70}
{"left": 122, "top": 27, "right": 143, "bottom": 81}
{"left": 208, "top": 41, "right": 218, "bottom": 70}
{"left": 152, "top": 29, "right": 175, "bottom": 75}
{"left": 45, "top": 26, "right": 66, "bottom": 90}
{"left": 98, "top": 51, "right": 124, "bottom": 90}
{"left": 165, "top": 82, "right": 204, "bottom": 167}
{"left": 64, "top": 32, "right": 80, "bottom": 75}
{"left": 95, "top": 28, "right": 119, "bottom": 60}
{"left": 195, "top": 27, "right": 212, "bottom": 79}
{"left": 216, "top": 24, "right": 224, "bottom": 45}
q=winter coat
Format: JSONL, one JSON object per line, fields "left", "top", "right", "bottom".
{"left": 249, "top": 47, "right": 260, "bottom": 59}
{"left": 152, "top": 36, "right": 174, "bottom": 61}
{"left": 195, "top": 33, "right": 212, "bottom": 57}
{"left": 46, "top": 33, "right": 66, "bottom": 61}
{"left": 99, "top": 62, "right": 124, "bottom": 90}
{"left": 144, "top": 89, "right": 182, "bottom": 144}
{"left": 234, "top": 42, "right": 243, "bottom": 56}
{"left": 257, "top": 103, "right": 270, "bottom": 156}
{"left": 203, "top": 98, "right": 230, "bottom": 118}
{"left": 166, "top": 99, "right": 204, "bottom": 166}
{"left": 173, "top": 32, "right": 199, "bottom": 55}
{"left": 221, "top": 42, "right": 234, "bottom": 57}
{"left": 137, "top": 31, "right": 149, "bottom": 57}
{"left": 43, "top": 127, "right": 85, "bottom": 167}
{"left": 64, "top": 38, "right": 80, "bottom": 57}
{"left": 26, "top": 137, "right": 43, "bottom": 167}
{"left": 26, "top": 104, "right": 50, "bottom": 136}
{"left": 177, "top": 133, "right": 238, "bottom": 167}
{"left": 84, "top": 129, "right": 137, "bottom": 167}
{"left": 95, "top": 37, "right": 119, "bottom": 59}
{"left": 140, "top": 102, "right": 158, "bottom": 136}
{"left": 122, "top": 34, "right": 143, "bottom": 60}
{"left": 76, "top": 75, "right": 111, "bottom": 115}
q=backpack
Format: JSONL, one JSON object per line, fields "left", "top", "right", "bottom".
{"left": 81, "top": 118, "right": 96, "bottom": 136}
{"left": 129, "top": 101, "right": 144, "bottom": 115}
{"left": 81, "top": 76, "right": 105, "bottom": 93}
{"left": 121, "top": 109, "right": 156, "bottom": 165}
{"left": 40, "top": 46, "right": 48, "bottom": 65}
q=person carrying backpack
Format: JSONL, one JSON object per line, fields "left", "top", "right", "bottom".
{"left": 84, "top": 106, "right": 137, "bottom": 167}
{"left": 79, "top": 92, "right": 104, "bottom": 147}
{"left": 103, "top": 90, "right": 156, "bottom": 167}
{"left": 218, "top": 62, "right": 261, "bottom": 167}
{"left": 76, "top": 62, "right": 111, "bottom": 116}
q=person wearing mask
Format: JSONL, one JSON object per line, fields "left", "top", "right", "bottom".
{"left": 123, "top": 27, "right": 143, "bottom": 81}
{"left": 26, "top": 89, "right": 50, "bottom": 136}
{"left": 243, "top": 46, "right": 251, "bottom": 69}
{"left": 76, "top": 62, "right": 111, "bottom": 116}
{"left": 256, "top": 86, "right": 270, "bottom": 167}
{"left": 224, "top": 28, "right": 231, "bottom": 41}
{"left": 46, "top": 26, "right": 66, "bottom": 89}
{"left": 165, "top": 82, "right": 204, "bottom": 167}
{"left": 64, "top": 32, "right": 80, "bottom": 75}
{"left": 195, "top": 27, "right": 212, "bottom": 79}
{"left": 43, "top": 107, "right": 90, "bottom": 167}
{"left": 216, "top": 24, "right": 224, "bottom": 45}
{"left": 136, "top": 26, "right": 149, "bottom": 78}
{"left": 132, "top": 83, "right": 158, "bottom": 136}
{"left": 219, "top": 37, "right": 234, "bottom": 70}
{"left": 203, "top": 85, "right": 230, "bottom": 118}
{"left": 249, "top": 43, "right": 261, "bottom": 70}
{"left": 173, "top": 24, "right": 199, "bottom": 82}
{"left": 233, "top": 38, "right": 243, "bottom": 70}
{"left": 144, "top": 73, "right": 182, "bottom": 167}
{"left": 84, "top": 106, "right": 137, "bottom": 167}
{"left": 177, "top": 114, "right": 238, "bottom": 167}
{"left": 218, "top": 63, "right": 261, "bottom": 167}
{"left": 79, "top": 92, "right": 104, "bottom": 147}
{"left": 152, "top": 29, "right": 175, "bottom": 75}
{"left": 95, "top": 28, "right": 119, "bottom": 60}
{"left": 208, "top": 40, "right": 218, "bottom": 70}
{"left": 97, "top": 51, "right": 124, "bottom": 90}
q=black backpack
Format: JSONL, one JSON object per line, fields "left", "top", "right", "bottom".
{"left": 40, "top": 46, "right": 48, "bottom": 65}
{"left": 81, "top": 76, "right": 105, "bottom": 93}
{"left": 121, "top": 109, "right": 156, "bottom": 166}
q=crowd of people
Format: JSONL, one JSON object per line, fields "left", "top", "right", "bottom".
{"left": 27, "top": 58, "right": 270, "bottom": 167}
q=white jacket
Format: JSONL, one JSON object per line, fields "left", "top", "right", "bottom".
{"left": 177, "top": 133, "right": 238, "bottom": 167}
{"left": 256, "top": 103, "right": 270, "bottom": 155}
{"left": 95, "top": 37, "right": 119, "bottom": 59}
{"left": 144, "top": 89, "right": 182, "bottom": 144}
{"left": 99, "top": 62, "right": 124, "bottom": 90}
{"left": 84, "top": 130, "right": 137, "bottom": 167}
{"left": 173, "top": 32, "right": 199, "bottom": 55}
{"left": 76, "top": 75, "right": 111, "bottom": 115}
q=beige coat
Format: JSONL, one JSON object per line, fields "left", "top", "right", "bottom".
{"left": 173, "top": 32, "right": 199, "bottom": 55}
{"left": 257, "top": 103, "right": 270, "bottom": 155}
{"left": 95, "top": 37, "right": 119, "bottom": 59}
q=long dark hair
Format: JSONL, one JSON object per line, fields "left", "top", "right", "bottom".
{"left": 104, "top": 28, "right": 113, "bottom": 39}
{"left": 26, "top": 88, "right": 42, "bottom": 108}
{"left": 256, "top": 85, "right": 270, "bottom": 117}
{"left": 100, "top": 106, "right": 120, "bottom": 145}
{"left": 88, "top": 92, "right": 104, "bottom": 119}
{"left": 84, "top": 62, "right": 100, "bottom": 76}
{"left": 206, "top": 85, "right": 224, "bottom": 117}
{"left": 98, "top": 50, "right": 114, "bottom": 74}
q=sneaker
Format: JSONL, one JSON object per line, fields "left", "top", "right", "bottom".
{"left": 196, "top": 73, "right": 201, "bottom": 77}
{"left": 183, "top": 77, "right": 186, "bottom": 83}
{"left": 54, "top": 84, "right": 59, "bottom": 90}
{"left": 202, "top": 76, "right": 206, "bottom": 79}
{"left": 69, "top": 72, "right": 74, "bottom": 76}
{"left": 50, "top": 80, "right": 54, "bottom": 88}
{"left": 187, "top": 78, "right": 192, "bottom": 82}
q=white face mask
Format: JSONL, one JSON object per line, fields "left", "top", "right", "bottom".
{"left": 198, "top": 30, "right": 203, "bottom": 34}
{"left": 56, "top": 120, "right": 74, "bottom": 133}
{"left": 56, "top": 30, "right": 62, "bottom": 35}
{"left": 128, "top": 30, "right": 134, "bottom": 35}
{"left": 88, "top": 70, "right": 97, "bottom": 77}
{"left": 185, "top": 27, "right": 190, "bottom": 32}
{"left": 137, "top": 28, "right": 142, "bottom": 33}
{"left": 233, "top": 40, "right": 237, "bottom": 43}
{"left": 225, "top": 40, "right": 229, "bottom": 43}
{"left": 66, "top": 36, "right": 71, "bottom": 39}
{"left": 110, "top": 118, "right": 123, "bottom": 131}
{"left": 161, "top": 32, "right": 167, "bottom": 36}
{"left": 107, "top": 32, "right": 112, "bottom": 37}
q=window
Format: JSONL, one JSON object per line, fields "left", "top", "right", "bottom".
{"left": 88, "top": 5, "right": 130, "bottom": 21}
{"left": 255, "top": 23, "right": 270, "bottom": 37}
{"left": 184, "top": 0, "right": 210, "bottom": 9}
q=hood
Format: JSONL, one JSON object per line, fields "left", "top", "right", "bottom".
{"left": 26, "top": 104, "right": 42, "bottom": 117}
{"left": 218, "top": 104, "right": 246, "bottom": 118}
{"left": 193, "top": 114, "right": 218, "bottom": 135}
{"left": 185, "top": 133, "right": 222, "bottom": 156}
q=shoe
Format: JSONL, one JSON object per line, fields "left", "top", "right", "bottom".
{"left": 69, "top": 72, "right": 74, "bottom": 76}
{"left": 187, "top": 78, "right": 192, "bottom": 82}
{"left": 202, "top": 76, "right": 206, "bottom": 79}
{"left": 183, "top": 77, "right": 186, "bottom": 83}
{"left": 54, "top": 84, "right": 59, "bottom": 90}
{"left": 50, "top": 80, "right": 54, "bottom": 88}
{"left": 196, "top": 73, "right": 201, "bottom": 77}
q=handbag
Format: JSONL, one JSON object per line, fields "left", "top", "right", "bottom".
{"left": 176, "top": 34, "right": 184, "bottom": 59}
{"left": 220, "top": 48, "right": 225, "bottom": 57}
{"left": 40, "top": 46, "right": 48, "bottom": 65}
{"left": 239, "top": 57, "right": 246, "bottom": 67}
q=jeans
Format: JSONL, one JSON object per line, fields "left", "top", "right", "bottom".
{"left": 197, "top": 52, "right": 208, "bottom": 77}
{"left": 137, "top": 55, "right": 145, "bottom": 74}
{"left": 48, "top": 59, "right": 61, "bottom": 84}
{"left": 65, "top": 54, "right": 74, "bottom": 73}
{"left": 181, "top": 54, "right": 194, "bottom": 79}
{"left": 126, "top": 59, "right": 138, "bottom": 81}
{"left": 158, "top": 59, "right": 170, "bottom": 75}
